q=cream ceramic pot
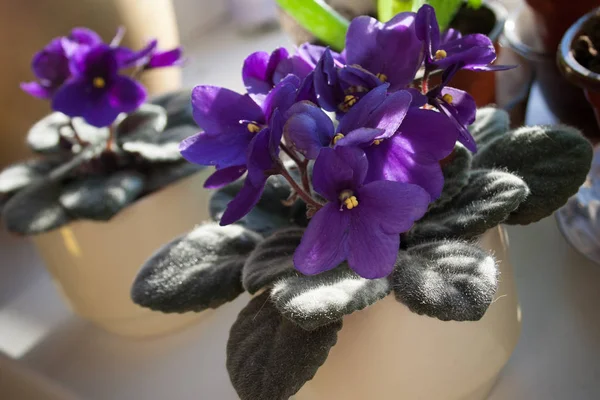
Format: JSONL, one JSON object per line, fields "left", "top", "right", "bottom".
{"left": 295, "top": 226, "right": 520, "bottom": 400}
{"left": 31, "top": 169, "right": 213, "bottom": 338}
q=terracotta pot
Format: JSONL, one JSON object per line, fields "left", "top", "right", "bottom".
{"left": 557, "top": 7, "right": 600, "bottom": 132}
{"left": 31, "top": 168, "right": 214, "bottom": 338}
{"left": 503, "top": 4, "right": 599, "bottom": 141}
{"left": 525, "top": 0, "right": 597, "bottom": 53}
{"left": 295, "top": 226, "right": 520, "bottom": 400}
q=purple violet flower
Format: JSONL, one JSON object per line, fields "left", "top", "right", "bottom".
{"left": 334, "top": 85, "right": 459, "bottom": 199}
{"left": 294, "top": 146, "right": 430, "bottom": 279}
{"left": 415, "top": 5, "right": 510, "bottom": 74}
{"left": 344, "top": 12, "right": 424, "bottom": 91}
{"left": 242, "top": 44, "right": 331, "bottom": 102}
{"left": 179, "top": 75, "right": 300, "bottom": 188}
{"left": 21, "top": 38, "right": 70, "bottom": 99}
{"left": 52, "top": 44, "right": 146, "bottom": 127}
{"left": 426, "top": 78, "right": 478, "bottom": 151}
{"left": 218, "top": 110, "right": 285, "bottom": 225}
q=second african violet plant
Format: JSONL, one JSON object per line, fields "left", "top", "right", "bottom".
{"left": 131, "top": 5, "right": 592, "bottom": 399}
{"left": 0, "top": 27, "right": 201, "bottom": 234}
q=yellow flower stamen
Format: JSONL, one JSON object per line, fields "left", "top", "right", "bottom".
{"left": 434, "top": 50, "right": 448, "bottom": 60}
{"left": 93, "top": 77, "right": 106, "bottom": 89}
{"left": 247, "top": 122, "right": 261, "bottom": 133}
{"left": 442, "top": 93, "right": 453, "bottom": 104}
{"left": 339, "top": 190, "right": 358, "bottom": 210}
{"left": 332, "top": 133, "right": 345, "bottom": 145}
{"left": 376, "top": 73, "right": 388, "bottom": 82}
{"left": 339, "top": 95, "right": 358, "bottom": 112}
{"left": 346, "top": 86, "right": 367, "bottom": 94}
{"left": 373, "top": 139, "right": 382, "bottom": 145}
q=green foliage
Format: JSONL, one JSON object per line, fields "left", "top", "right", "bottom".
{"left": 275, "top": 0, "right": 349, "bottom": 51}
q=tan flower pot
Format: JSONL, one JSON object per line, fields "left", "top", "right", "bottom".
{"left": 31, "top": 168, "right": 214, "bottom": 338}
{"left": 295, "top": 226, "right": 520, "bottom": 400}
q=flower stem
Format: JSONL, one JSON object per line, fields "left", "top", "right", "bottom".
{"left": 421, "top": 70, "right": 430, "bottom": 95}
{"left": 280, "top": 143, "right": 311, "bottom": 194}
{"left": 67, "top": 119, "right": 88, "bottom": 147}
{"left": 106, "top": 125, "right": 115, "bottom": 151}
{"left": 278, "top": 164, "right": 322, "bottom": 210}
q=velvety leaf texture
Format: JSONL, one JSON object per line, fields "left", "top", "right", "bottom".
{"left": 131, "top": 223, "right": 262, "bottom": 313}
{"left": 116, "top": 104, "right": 168, "bottom": 141}
{"left": 469, "top": 107, "right": 510, "bottom": 148}
{"left": 2, "top": 180, "right": 70, "bottom": 235}
{"left": 59, "top": 171, "right": 145, "bottom": 220}
{"left": 409, "top": 169, "right": 530, "bottom": 243}
{"left": 472, "top": 125, "right": 593, "bottom": 225}
{"left": 27, "top": 113, "right": 108, "bottom": 154}
{"left": 1, "top": 146, "right": 100, "bottom": 234}
{"left": 210, "top": 175, "right": 305, "bottom": 236}
{"left": 0, "top": 157, "right": 65, "bottom": 195}
{"left": 429, "top": 144, "right": 472, "bottom": 212}
{"left": 227, "top": 291, "right": 342, "bottom": 400}
{"left": 271, "top": 266, "right": 391, "bottom": 330}
{"left": 242, "top": 227, "right": 304, "bottom": 294}
{"left": 393, "top": 240, "right": 498, "bottom": 321}
{"left": 121, "top": 125, "right": 195, "bottom": 162}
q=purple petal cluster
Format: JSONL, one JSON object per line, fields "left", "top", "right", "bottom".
{"left": 21, "top": 27, "right": 183, "bottom": 127}
{"left": 180, "top": 6, "right": 511, "bottom": 278}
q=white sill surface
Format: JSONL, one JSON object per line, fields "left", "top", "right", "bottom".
{"left": 1, "top": 23, "right": 600, "bottom": 400}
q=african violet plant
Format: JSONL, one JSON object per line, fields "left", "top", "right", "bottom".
{"left": 131, "top": 5, "right": 592, "bottom": 400}
{"left": 0, "top": 27, "right": 202, "bottom": 234}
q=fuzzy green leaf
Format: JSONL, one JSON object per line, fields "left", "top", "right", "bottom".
{"left": 275, "top": 0, "right": 349, "bottom": 51}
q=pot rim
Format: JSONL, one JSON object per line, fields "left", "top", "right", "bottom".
{"left": 501, "top": 5, "right": 555, "bottom": 62}
{"left": 557, "top": 7, "right": 600, "bottom": 91}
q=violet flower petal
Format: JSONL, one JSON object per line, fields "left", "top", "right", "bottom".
{"left": 357, "top": 180, "right": 430, "bottom": 235}
{"left": 337, "top": 84, "right": 388, "bottom": 135}
{"left": 312, "top": 147, "right": 366, "bottom": 202}
{"left": 347, "top": 212, "right": 399, "bottom": 279}
{"left": 415, "top": 4, "right": 440, "bottom": 60}
{"left": 440, "top": 87, "right": 476, "bottom": 127}
{"left": 204, "top": 165, "right": 247, "bottom": 189}
{"left": 242, "top": 51, "right": 271, "bottom": 96}
{"left": 293, "top": 202, "right": 350, "bottom": 275}
{"left": 69, "top": 27, "right": 103, "bottom": 46}
{"left": 314, "top": 49, "right": 343, "bottom": 112}
{"left": 148, "top": 47, "right": 183, "bottom": 68}
{"left": 261, "top": 74, "right": 300, "bottom": 121}
{"left": 335, "top": 127, "right": 385, "bottom": 147}
{"left": 191, "top": 85, "right": 264, "bottom": 133}
{"left": 219, "top": 178, "right": 266, "bottom": 226}
{"left": 20, "top": 82, "right": 52, "bottom": 99}
{"left": 52, "top": 79, "right": 89, "bottom": 117}
{"left": 82, "top": 95, "right": 121, "bottom": 127}
{"left": 179, "top": 130, "right": 253, "bottom": 169}
{"left": 108, "top": 75, "right": 147, "bottom": 113}
{"left": 284, "top": 101, "right": 334, "bottom": 159}
{"left": 346, "top": 13, "right": 424, "bottom": 90}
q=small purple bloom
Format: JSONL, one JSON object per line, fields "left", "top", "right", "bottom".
{"left": 334, "top": 85, "right": 458, "bottom": 199}
{"left": 52, "top": 44, "right": 146, "bottom": 127}
{"left": 284, "top": 101, "right": 335, "bottom": 159}
{"left": 21, "top": 38, "right": 70, "bottom": 99}
{"left": 415, "top": 5, "right": 511, "bottom": 74}
{"left": 344, "top": 13, "right": 424, "bottom": 91}
{"left": 180, "top": 75, "right": 300, "bottom": 188}
{"left": 294, "top": 146, "right": 430, "bottom": 279}
{"left": 242, "top": 46, "right": 323, "bottom": 102}
{"left": 219, "top": 110, "right": 284, "bottom": 225}
{"left": 427, "top": 82, "right": 478, "bottom": 151}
